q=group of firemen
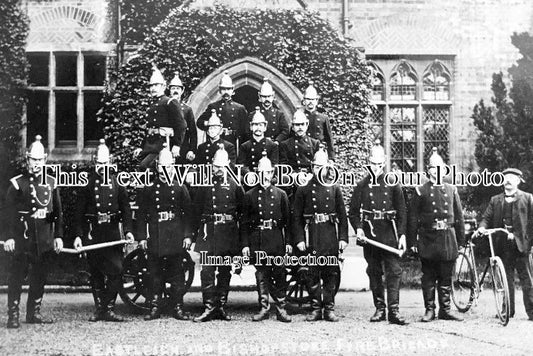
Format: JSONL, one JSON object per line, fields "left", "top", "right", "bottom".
{"left": 3, "top": 68, "right": 533, "bottom": 330}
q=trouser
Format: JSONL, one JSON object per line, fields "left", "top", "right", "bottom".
{"left": 305, "top": 265, "right": 340, "bottom": 311}
{"left": 7, "top": 251, "right": 52, "bottom": 316}
{"left": 255, "top": 265, "right": 287, "bottom": 310}
{"left": 420, "top": 258, "right": 454, "bottom": 312}
{"left": 501, "top": 240, "right": 533, "bottom": 319}
{"left": 147, "top": 253, "right": 186, "bottom": 308}
{"left": 364, "top": 245, "right": 402, "bottom": 312}
{"left": 200, "top": 265, "right": 232, "bottom": 308}
{"left": 87, "top": 248, "right": 124, "bottom": 310}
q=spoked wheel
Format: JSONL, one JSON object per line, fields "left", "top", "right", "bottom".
{"left": 452, "top": 251, "right": 476, "bottom": 312}
{"left": 490, "top": 256, "right": 510, "bottom": 326}
{"left": 119, "top": 249, "right": 196, "bottom": 314}
{"left": 120, "top": 248, "right": 151, "bottom": 313}
{"left": 285, "top": 265, "right": 341, "bottom": 307}
{"left": 286, "top": 266, "right": 310, "bottom": 306}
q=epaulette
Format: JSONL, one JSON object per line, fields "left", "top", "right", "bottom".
{"left": 10, "top": 175, "right": 22, "bottom": 190}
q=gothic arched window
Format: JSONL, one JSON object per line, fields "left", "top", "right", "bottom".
{"left": 390, "top": 60, "right": 417, "bottom": 100}
{"left": 423, "top": 60, "right": 451, "bottom": 101}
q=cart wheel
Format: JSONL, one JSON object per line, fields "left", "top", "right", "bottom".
{"left": 119, "top": 248, "right": 151, "bottom": 314}
{"left": 285, "top": 264, "right": 341, "bottom": 307}
{"left": 286, "top": 265, "right": 310, "bottom": 306}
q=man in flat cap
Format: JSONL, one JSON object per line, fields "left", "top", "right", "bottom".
{"left": 477, "top": 168, "right": 533, "bottom": 320}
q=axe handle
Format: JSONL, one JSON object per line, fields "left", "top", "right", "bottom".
{"left": 62, "top": 240, "right": 131, "bottom": 254}
{"left": 361, "top": 236, "right": 404, "bottom": 257}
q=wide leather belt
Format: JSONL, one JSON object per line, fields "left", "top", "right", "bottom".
{"left": 305, "top": 213, "right": 337, "bottom": 224}
{"left": 203, "top": 213, "right": 234, "bottom": 225}
{"left": 423, "top": 220, "right": 454, "bottom": 231}
{"left": 31, "top": 208, "right": 48, "bottom": 219}
{"left": 158, "top": 211, "right": 176, "bottom": 222}
{"left": 361, "top": 209, "right": 396, "bottom": 221}
{"left": 147, "top": 126, "right": 174, "bottom": 137}
{"left": 256, "top": 219, "right": 277, "bottom": 230}
{"left": 86, "top": 212, "right": 119, "bottom": 224}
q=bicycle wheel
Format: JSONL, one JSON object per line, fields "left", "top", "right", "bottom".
{"left": 491, "top": 256, "right": 510, "bottom": 326}
{"left": 452, "top": 251, "right": 476, "bottom": 312}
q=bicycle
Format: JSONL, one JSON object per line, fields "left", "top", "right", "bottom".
{"left": 451, "top": 227, "right": 511, "bottom": 326}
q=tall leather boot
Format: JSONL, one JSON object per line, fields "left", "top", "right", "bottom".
{"left": 169, "top": 275, "right": 189, "bottom": 320}
{"left": 216, "top": 268, "right": 232, "bottom": 321}
{"left": 102, "top": 276, "right": 126, "bottom": 322}
{"left": 370, "top": 289, "right": 387, "bottom": 322}
{"left": 323, "top": 269, "right": 339, "bottom": 322}
{"left": 193, "top": 278, "right": 217, "bottom": 322}
{"left": 421, "top": 280, "right": 436, "bottom": 322}
{"left": 305, "top": 269, "right": 322, "bottom": 322}
{"left": 437, "top": 285, "right": 463, "bottom": 321}
{"left": 88, "top": 288, "right": 105, "bottom": 322}
{"left": 26, "top": 269, "right": 52, "bottom": 324}
{"left": 7, "top": 294, "right": 20, "bottom": 329}
{"left": 144, "top": 294, "right": 161, "bottom": 321}
{"left": 387, "top": 286, "right": 407, "bottom": 325}
{"left": 271, "top": 268, "right": 291, "bottom": 323}
{"left": 7, "top": 265, "right": 23, "bottom": 329}
{"left": 252, "top": 270, "right": 270, "bottom": 321}
{"left": 26, "top": 297, "right": 53, "bottom": 324}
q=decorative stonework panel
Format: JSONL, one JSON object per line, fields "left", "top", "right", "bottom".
{"left": 28, "top": 4, "right": 105, "bottom": 44}
{"left": 349, "top": 13, "right": 461, "bottom": 55}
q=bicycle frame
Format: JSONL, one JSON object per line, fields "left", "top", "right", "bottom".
{"left": 459, "top": 228, "right": 511, "bottom": 325}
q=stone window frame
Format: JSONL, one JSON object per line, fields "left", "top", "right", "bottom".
{"left": 367, "top": 57, "right": 454, "bottom": 173}
{"left": 25, "top": 50, "right": 108, "bottom": 160}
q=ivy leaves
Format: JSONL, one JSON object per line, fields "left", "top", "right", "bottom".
{"left": 102, "top": 5, "right": 373, "bottom": 199}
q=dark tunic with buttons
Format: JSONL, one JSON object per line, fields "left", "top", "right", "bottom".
{"left": 304, "top": 110, "right": 335, "bottom": 160}
{"left": 141, "top": 95, "right": 187, "bottom": 154}
{"left": 279, "top": 134, "right": 321, "bottom": 171}
{"left": 237, "top": 137, "right": 279, "bottom": 175}
{"left": 241, "top": 185, "right": 290, "bottom": 257}
{"left": 192, "top": 177, "right": 244, "bottom": 256}
{"left": 136, "top": 176, "right": 192, "bottom": 257}
{"left": 348, "top": 174, "right": 406, "bottom": 248}
{"left": 194, "top": 138, "right": 236, "bottom": 166}
{"left": 177, "top": 101, "right": 197, "bottom": 160}
{"left": 4, "top": 173, "right": 64, "bottom": 257}
{"left": 247, "top": 107, "right": 290, "bottom": 143}
{"left": 75, "top": 172, "right": 133, "bottom": 273}
{"left": 407, "top": 181, "right": 465, "bottom": 261}
{"left": 292, "top": 176, "right": 348, "bottom": 256}
{"left": 197, "top": 99, "right": 248, "bottom": 146}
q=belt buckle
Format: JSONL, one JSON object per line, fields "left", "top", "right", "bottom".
{"left": 435, "top": 220, "right": 447, "bottom": 230}
{"left": 98, "top": 213, "right": 110, "bottom": 224}
{"left": 373, "top": 210, "right": 383, "bottom": 220}
{"left": 261, "top": 219, "right": 273, "bottom": 230}
{"left": 214, "top": 214, "right": 224, "bottom": 225}
{"left": 315, "top": 214, "right": 327, "bottom": 224}
{"left": 34, "top": 208, "right": 47, "bottom": 219}
{"left": 159, "top": 211, "right": 169, "bottom": 221}
{"left": 159, "top": 127, "right": 174, "bottom": 137}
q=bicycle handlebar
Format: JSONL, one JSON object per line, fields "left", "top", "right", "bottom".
{"left": 472, "top": 228, "right": 509, "bottom": 239}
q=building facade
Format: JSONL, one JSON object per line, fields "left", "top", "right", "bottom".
{"left": 21, "top": 0, "right": 533, "bottom": 171}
